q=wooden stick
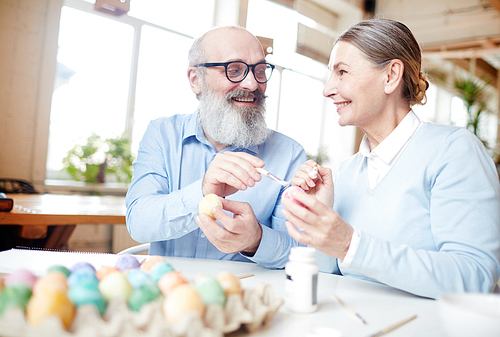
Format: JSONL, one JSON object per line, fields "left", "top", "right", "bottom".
{"left": 331, "top": 293, "right": 367, "bottom": 324}
{"left": 367, "top": 314, "right": 417, "bottom": 337}
{"left": 256, "top": 168, "right": 289, "bottom": 187}
{"left": 236, "top": 273, "right": 254, "bottom": 280}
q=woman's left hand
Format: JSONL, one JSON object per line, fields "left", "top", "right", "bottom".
{"left": 281, "top": 188, "right": 354, "bottom": 260}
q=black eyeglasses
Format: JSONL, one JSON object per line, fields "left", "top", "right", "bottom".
{"left": 195, "top": 61, "right": 275, "bottom": 84}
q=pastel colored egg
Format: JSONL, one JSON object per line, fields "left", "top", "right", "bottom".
{"left": 70, "top": 261, "right": 95, "bottom": 273}
{"left": 128, "top": 282, "right": 161, "bottom": 312}
{"left": 98, "top": 271, "right": 133, "bottom": 301}
{"left": 26, "top": 289, "right": 75, "bottom": 330}
{"left": 149, "top": 262, "right": 174, "bottom": 283}
{"left": 115, "top": 254, "right": 141, "bottom": 271}
{"left": 126, "top": 268, "right": 151, "bottom": 289}
{"left": 163, "top": 284, "right": 204, "bottom": 324}
{"left": 0, "top": 284, "right": 32, "bottom": 315}
{"left": 32, "top": 272, "right": 69, "bottom": 295}
{"left": 68, "top": 284, "right": 106, "bottom": 315}
{"left": 4, "top": 269, "right": 37, "bottom": 289}
{"left": 194, "top": 275, "right": 226, "bottom": 307}
{"left": 96, "top": 265, "right": 119, "bottom": 281}
{"left": 282, "top": 186, "right": 306, "bottom": 207}
{"left": 157, "top": 271, "right": 187, "bottom": 296}
{"left": 67, "top": 266, "right": 99, "bottom": 288}
{"left": 198, "top": 194, "right": 222, "bottom": 220}
{"left": 140, "top": 256, "right": 166, "bottom": 273}
{"left": 47, "top": 265, "right": 70, "bottom": 277}
{"left": 216, "top": 271, "right": 243, "bottom": 296}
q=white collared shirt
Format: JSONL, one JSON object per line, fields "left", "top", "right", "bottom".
{"left": 341, "top": 110, "right": 423, "bottom": 266}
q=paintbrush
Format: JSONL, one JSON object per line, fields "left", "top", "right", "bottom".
{"left": 256, "top": 168, "right": 289, "bottom": 187}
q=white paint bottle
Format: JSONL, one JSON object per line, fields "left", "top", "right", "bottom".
{"left": 285, "top": 246, "right": 319, "bottom": 313}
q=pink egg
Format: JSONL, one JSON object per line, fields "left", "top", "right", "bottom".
{"left": 157, "top": 271, "right": 187, "bottom": 296}
{"left": 282, "top": 186, "right": 306, "bottom": 207}
{"left": 140, "top": 255, "right": 166, "bottom": 273}
{"left": 4, "top": 269, "right": 37, "bottom": 289}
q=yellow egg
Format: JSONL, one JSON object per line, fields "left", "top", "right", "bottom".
{"left": 98, "top": 271, "right": 133, "bottom": 301}
{"left": 163, "top": 284, "right": 204, "bottom": 324}
{"left": 216, "top": 271, "right": 243, "bottom": 296}
{"left": 26, "top": 289, "right": 75, "bottom": 330}
{"left": 198, "top": 194, "right": 222, "bottom": 220}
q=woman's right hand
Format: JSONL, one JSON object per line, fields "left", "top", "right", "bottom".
{"left": 290, "top": 160, "right": 334, "bottom": 208}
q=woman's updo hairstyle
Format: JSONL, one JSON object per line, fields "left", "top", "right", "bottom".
{"left": 335, "top": 19, "right": 429, "bottom": 106}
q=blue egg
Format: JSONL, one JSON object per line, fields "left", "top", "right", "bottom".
{"left": 149, "top": 262, "right": 174, "bottom": 283}
{"left": 68, "top": 284, "right": 106, "bottom": 315}
{"left": 126, "top": 269, "right": 151, "bottom": 289}
{"left": 67, "top": 266, "right": 99, "bottom": 288}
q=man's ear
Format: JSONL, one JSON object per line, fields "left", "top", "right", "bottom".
{"left": 188, "top": 66, "right": 202, "bottom": 95}
{"left": 384, "top": 59, "right": 404, "bottom": 95}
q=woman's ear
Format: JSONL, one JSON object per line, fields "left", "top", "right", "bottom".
{"left": 384, "top": 59, "right": 404, "bottom": 95}
{"left": 188, "top": 67, "right": 202, "bottom": 95}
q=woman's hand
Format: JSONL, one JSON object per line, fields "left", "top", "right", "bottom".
{"left": 290, "top": 160, "right": 334, "bottom": 208}
{"left": 281, "top": 188, "right": 353, "bottom": 260}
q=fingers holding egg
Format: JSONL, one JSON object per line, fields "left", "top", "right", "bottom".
{"left": 198, "top": 194, "right": 223, "bottom": 220}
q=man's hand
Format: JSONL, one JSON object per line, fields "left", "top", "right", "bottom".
{"left": 195, "top": 198, "right": 262, "bottom": 255}
{"left": 202, "top": 152, "right": 264, "bottom": 197}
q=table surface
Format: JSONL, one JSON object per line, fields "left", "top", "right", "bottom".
{"left": 0, "top": 249, "right": 443, "bottom": 337}
{"left": 0, "top": 193, "right": 126, "bottom": 226}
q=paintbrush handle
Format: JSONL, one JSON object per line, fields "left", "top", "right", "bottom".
{"left": 368, "top": 314, "right": 417, "bottom": 337}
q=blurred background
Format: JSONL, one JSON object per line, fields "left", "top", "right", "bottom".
{"left": 1, "top": 0, "right": 499, "bottom": 252}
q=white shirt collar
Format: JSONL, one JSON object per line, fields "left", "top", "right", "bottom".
{"left": 359, "top": 110, "right": 422, "bottom": 164}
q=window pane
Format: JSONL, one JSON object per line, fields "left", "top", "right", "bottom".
{"left": 132, "top": 25, "right": 197, "bottom": 153}
{"left": 46, "top": 6, "right": 134, "bottom": 173}
{"left": 128, "top": 0, "right": 215, "bottom": 37}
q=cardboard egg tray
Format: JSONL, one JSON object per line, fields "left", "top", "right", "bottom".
{"left": 0, "top": 283, "right": 283, "bottom": 337}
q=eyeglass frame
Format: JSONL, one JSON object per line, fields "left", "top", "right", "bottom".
{"left": 195, "top": 61, "right": 275, "bottom": 84}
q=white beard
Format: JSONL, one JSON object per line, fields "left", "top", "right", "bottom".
{"left": 197, "top": 82, "right": 271, "bottom": 149}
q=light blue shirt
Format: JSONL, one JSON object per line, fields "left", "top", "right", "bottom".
{"left": 125, "top": 112, "right": 306, "bottom": 268}
{"left": 317, "top": 123, "right": 500, "bottom": 299}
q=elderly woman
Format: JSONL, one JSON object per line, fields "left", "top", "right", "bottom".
{"left": 281, "top": 18, "right": 500, "bottom": 299}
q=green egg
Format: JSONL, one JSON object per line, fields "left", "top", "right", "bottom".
{"left": 128, "top": 282, "right": 162, "bottom": 312}
{"left": 0, "top": 284, "right": 33, "bottom": 316}
{"left": 194, "top": 275, "right": 226, "bottom": 307}
{"left": 47, "top": 265, "right": 70, "bottom": 277}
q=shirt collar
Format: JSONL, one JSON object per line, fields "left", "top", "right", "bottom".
{"left": 359, "top": 110, "right": 422, "bottom": 164}
{"left": 187, "top": 109, "right": 260, "bottom": 155}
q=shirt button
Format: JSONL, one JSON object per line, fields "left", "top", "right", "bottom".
{"left": 201, "top": 233, "right": 206, "bottom": 238}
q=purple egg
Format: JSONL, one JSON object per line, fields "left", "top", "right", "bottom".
{"left": 4, "top": 269, "right": 37, "bottom": 289}
{"left": 71, "top": 261, "right": 96, "bottom": 273}
{"left": 115, "top": 254, "right": 140, "bottom": 271}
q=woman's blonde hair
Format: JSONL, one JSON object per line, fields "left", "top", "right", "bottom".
{"left": 336, "top": 18, "right": 429, "bottom": 106}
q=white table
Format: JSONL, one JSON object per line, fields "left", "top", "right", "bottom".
{"left": 0, "top": 249, "right": 442, "bottom": 337}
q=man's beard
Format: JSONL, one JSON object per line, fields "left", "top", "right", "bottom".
{"left": 197, "top": 82, "right": 271, "bottom": 149}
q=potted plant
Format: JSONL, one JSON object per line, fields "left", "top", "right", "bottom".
{"left": 62, "top": 133, "right": 134, "bottom": 184}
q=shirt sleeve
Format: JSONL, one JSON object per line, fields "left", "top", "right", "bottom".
{"left": 344, "top": 129, "right": 500, "bottom": 299}
{"left": 125, "top": 121, "right": 203, "bottom": 243}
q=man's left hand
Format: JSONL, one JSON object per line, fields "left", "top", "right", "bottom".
{"left": 195, "top": 198, "right": 262, "bottom": 255}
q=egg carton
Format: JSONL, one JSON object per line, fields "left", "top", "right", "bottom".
{"left": 0, "top": 282, "right": 283, "bottom": 337}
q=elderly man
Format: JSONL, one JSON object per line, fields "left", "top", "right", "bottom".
{"left": 125, "top": 26, "right": 306, "bottom": 268}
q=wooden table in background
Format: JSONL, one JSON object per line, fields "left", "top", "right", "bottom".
{"left": 0, "top": 194, "right": 126, "bottom": 249}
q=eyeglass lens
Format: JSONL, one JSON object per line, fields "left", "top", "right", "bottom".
{"left": 227, "top": 62, "right": 273, "bottom": 83}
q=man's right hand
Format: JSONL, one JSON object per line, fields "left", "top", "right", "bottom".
{"left": 202, "top": 152, "right": 265, "bottom": 197}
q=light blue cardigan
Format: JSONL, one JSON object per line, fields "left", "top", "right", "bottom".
{"left": 318, "top": 123, "right": 500, "bottom": 299}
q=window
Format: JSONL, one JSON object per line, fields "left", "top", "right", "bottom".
{"left": 46, "top": 6, "right": 133, "bottom": 176}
